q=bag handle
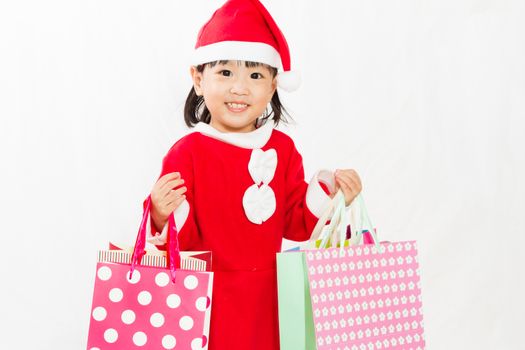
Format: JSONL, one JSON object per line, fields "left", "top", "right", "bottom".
{"left": 309, "top": 191, "right": 379, "bottom": 251}
{"left": 130, "top": 195, "right": 180, "bottom": 283}
{"left": 318, "top": 191, "right": 347, "bottom": 250}
{"left": 345, "top": 193, "right": 379, "bottom": 247}
{"left": 309, "top": 190, "right": 342, "bottom": 243}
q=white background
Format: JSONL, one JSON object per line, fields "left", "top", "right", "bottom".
{"left": 1, "top": 0, "right": 524, "bottom": 349}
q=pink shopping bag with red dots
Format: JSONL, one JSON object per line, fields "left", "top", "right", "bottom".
{"left": 87, "top": 197, "right": 213, "bottom": 349}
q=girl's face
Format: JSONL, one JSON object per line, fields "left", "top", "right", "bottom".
{"left": 191, "top": 61, "right": 277, "bottom": 133}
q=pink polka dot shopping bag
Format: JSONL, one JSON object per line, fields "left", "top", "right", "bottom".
{"left": 277, "top": 192, "right": 426, "bottom": 350}
{"left": 87, "top": 197, "right": 213, "bottom": 350}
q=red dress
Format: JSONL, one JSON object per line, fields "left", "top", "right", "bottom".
{"left": 147, "top": 122, "right": 332, "bottom": 349}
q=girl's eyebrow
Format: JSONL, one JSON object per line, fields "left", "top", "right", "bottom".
{"left": 245, "top": 64, "right": 265, "bottom": 70}
{"left": 216, "top": 62, "right": 236, "bottom": 69}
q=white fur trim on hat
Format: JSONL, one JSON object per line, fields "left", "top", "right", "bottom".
{"left": 192, "top": 41, "right": 282, "bottom": 69}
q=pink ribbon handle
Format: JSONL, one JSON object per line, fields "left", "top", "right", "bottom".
{"left": 129, "top": 195, "right": 181, "bottom": 283}
{"left": 167, "top": 213, "right": 181, "bottom": 283}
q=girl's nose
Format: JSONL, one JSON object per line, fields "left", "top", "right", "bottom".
{"left": 230, "top": 77, "right": 249, "bottom": 95}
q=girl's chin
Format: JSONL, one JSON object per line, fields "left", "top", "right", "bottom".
{"left": 214, "top": 119, "right": 257, "bottom": 132}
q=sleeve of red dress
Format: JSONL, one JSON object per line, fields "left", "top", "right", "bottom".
{"left": 282, "top": 144, "right": 335, "bottom": 242}
{"left": 145, "top": 139, "right": 202, "bottom": 251}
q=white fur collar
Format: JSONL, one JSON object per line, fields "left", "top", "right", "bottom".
{"left": 193, "top": 120, "right": 274, "bottom": 149}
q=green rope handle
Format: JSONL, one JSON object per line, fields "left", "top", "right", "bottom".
{"left": 309, "top": 191, "right": 379, "bottom": 251}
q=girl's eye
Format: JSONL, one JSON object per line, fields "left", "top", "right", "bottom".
{"left": 251, "top": 72, "right": 263, "bottom": 79}
{"left": 220, "top": 70, "right": 232, "bottom": 77}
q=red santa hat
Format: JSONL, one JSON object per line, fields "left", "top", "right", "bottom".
{"left": 192, "top": 0, "right": 301, "bottom": 92}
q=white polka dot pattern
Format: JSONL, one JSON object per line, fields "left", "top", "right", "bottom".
{"left": 132, "top": 331, "right": 147, "bottom": 346}
{"left": 166, "top": 294, "right": 181, "bottom": 309}
{"left": 97, "top": 266, "right": 112, "bottom": 281}
{"left": 179, "top": 315, "right": 194, "bottom": 331}
{"left": 306, "top": 241, "right": 425, "bottom": 349}
{"left": 191, "top": 337, "right": 204, "bottom": 349}
{"left": 87, "top": 262, "right": 213, "bottom": 349}
{"left": 137, "top": 291, "right": 152, "bottom": 306}
{"left": 162, "top": 335, "right": 176, "bottom": 349}
{"left": 109, "top": 288, "right": 123, "bottom": 302}
{"left": 184, "top": 275, "right": 199, "bottom": 290}
{"left": 127, "top": 270, "right": 141, "bottom": 284}
{"left": 121, "top": 310, "right": 135, "bottom": 325}
{"left": 92, "top": 307, "right": 107, "bottom": 321}
{"left": 155, "top": 272, "right": 170, "bottom": 287}
{"left": 150, "top": 312, "right": 165, "bottom": 328}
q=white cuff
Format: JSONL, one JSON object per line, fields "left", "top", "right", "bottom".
{"left": 306, "top": 170, "right": 335, "bottom": 218}
{"left": 146, "top": 200, "right": 190, "bottom": 245}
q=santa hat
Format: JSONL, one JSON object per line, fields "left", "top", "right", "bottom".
{"left": 192, "top": 0, "right": 301, "bottom": 92}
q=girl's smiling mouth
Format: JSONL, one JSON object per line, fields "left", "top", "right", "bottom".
{"left": 226, "top": 102, "right": 249, "bottom": 112}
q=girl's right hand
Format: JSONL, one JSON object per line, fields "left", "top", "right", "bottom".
{"left": 150, "top": 172, "right": 187, "bottom": 232}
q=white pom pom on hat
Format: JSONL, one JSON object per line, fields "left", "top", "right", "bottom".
{"left": 192, "top": 0, "right": 301, "bottom": 92}
{"left": 276, "top": 70, "right": 301, "bottom": 92}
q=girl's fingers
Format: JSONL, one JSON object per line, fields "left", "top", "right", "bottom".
{"left": 156, "top": 172, "right": 181, "bottom": 189}
{"left": 154, "top": 187, "right": 187, "bottom": 217}
{"left": 166, "top": 186, "right": 187, "bottom": 205}
{"left": 167, "top": 194, "right": 186, "bottom": 211}
{"left": 350, "top": 170, "right": 362, "bottom": 189}
{"left": 160, "top": 178, "right": 185, "bottom": 194}
{"left": 162, "top": 172, "right": 181, "bottom": 180}
{"left": 336, "top": 176, "right": 354, "bottom": 196}
{"left": 339, "top": 170, "right": 362, "bottom": 189}
{"left": 336, "top": 173, "right": 357, "bottom": 193}
{"left": 335, "top": 170, "right": 362, "bottom": 200}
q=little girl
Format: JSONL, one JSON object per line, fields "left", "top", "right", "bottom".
{"left": 146, "top": 0, "right": 362, "bottom": 349}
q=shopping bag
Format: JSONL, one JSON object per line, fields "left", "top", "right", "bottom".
{"left": 277, "top": 192, "right": 426, "bottom": 350}
{"left": 87, "top": 197, "right": 213, "bottom": 350}
{"left": 277, "top": 250, "right": 317, "bottom": 349}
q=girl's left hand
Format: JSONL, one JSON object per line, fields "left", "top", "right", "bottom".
{"left": 334, "top": 169, "right": 362, "bottom": 206}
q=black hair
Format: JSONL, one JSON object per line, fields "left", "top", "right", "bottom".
{"left": 183, "top": 60, "right": 290, "bottom": 128}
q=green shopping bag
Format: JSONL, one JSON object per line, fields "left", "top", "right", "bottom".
{"left": 277, "top": 192, "right": 377, "bottom": 350}
{"left": 277, "top": 251, "right": 317, "bottom": 350}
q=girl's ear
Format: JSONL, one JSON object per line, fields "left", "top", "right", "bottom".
{"left": 270, "top": 76, "right": 278, "bottom": 98}
{"left": 190, "top": 66, "right": 204, "bottom": 96}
